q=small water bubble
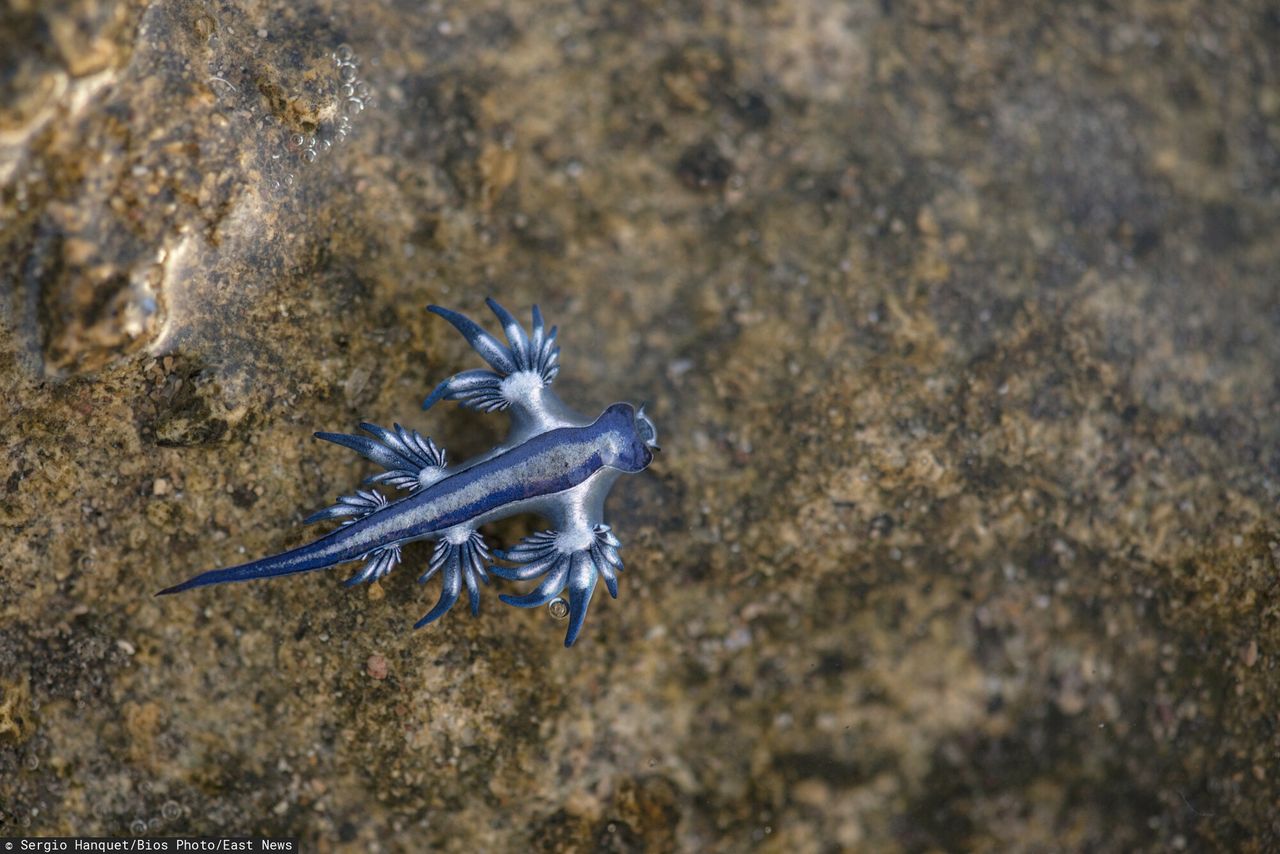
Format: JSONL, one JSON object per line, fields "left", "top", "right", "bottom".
{"left": 304, "top": 135, "right": 316, "bottom": 148}
{"left": 24, "top": 753, "right": 39, "bottom": 770}
{"left": 334, "top": 129, "right": 348, "bottom": 144}
{"left": 319, "top": 139, "right": 332, "bottom": 151}
{"left": 129, "top": 819, "right": 147, "bottom": 835}
{"left": 289, "top": 133, "right": 304, "bottom": 148}
{"left": 548, "top": 598, "right": 569, "bottom": 620}
{"left": 301, "top": 149, "right": 317, "bottom": 164}
{"left": 338, "top": 115, "right": 353, "bottom": 129}
{"left": 340, "top": 83, "right": 355, "bottom": 98}
{"left": 344, "top": 98, "right": 364, "bottom": 116}
{"left": 364, "top": 96, "right": 378, "bottom": 110}
{"left": 148, "top": 817, "right": 163, "bottom": 832}
{"left": 284, "top": 173, "right": 295, "bottom": 187}
{"left": 161, "top": 801, "right": 182, "bottom": 821}
{"left": 339, "top": 64, "right": 358, "bottom": 83}
{"left": 335, "top": 44, "right": 354, "bottom": 62}
{"left": 355, "top": 82, "right": 371, "bottom": 98}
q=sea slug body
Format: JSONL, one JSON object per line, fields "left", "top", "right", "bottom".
{"left": 158, "top": 298, "right": 658, "bottom": 646}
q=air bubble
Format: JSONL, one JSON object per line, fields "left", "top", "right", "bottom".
{"left": 301, "top": 149, "right": 317, "bottom": 164}
{"left": 289, "top": 133, "right": 304, "bottom": 148}
{"left": 161, "top": 801, "right": 182, "bottom": 821}
{"left": 339, "top": 64, "right": 357, "bottom": 83}
{"left": 355, "top": 82, "right": 370, "bottom": 98}
{"left": 341, "top": 83, "right": 355, "bottom": 98}
{"left": 334, "top": 44, "right": 354, "bottom": 63}
{"left": 129, "top": 819, "right": 147, "bottom": 835}
{"left": 334, "top": 129, "right": 348, "bottom": 144}
{"left": 548, "top": 598, "right": 569, "bottom": 620}
{"left": 344, "top": 98, "right": 364, "bottom": 116}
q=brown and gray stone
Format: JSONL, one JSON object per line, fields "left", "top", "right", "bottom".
{"left": 3, "top": 0, "right": 1280, "bottom": 850}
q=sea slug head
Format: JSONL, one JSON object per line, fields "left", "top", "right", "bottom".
{"left": 597, "top": 402, "right": 660, "bottom": 473}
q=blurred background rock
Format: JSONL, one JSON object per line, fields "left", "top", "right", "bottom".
{"left": 2, "top": 0, "right": 1278, "bottom": 850}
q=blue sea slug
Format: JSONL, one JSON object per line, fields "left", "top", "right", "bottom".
{"left": 158, "top": 299, "right": 658, "bottom": 646}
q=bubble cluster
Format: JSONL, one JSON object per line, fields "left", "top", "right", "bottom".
{"left": 265, "top": 44, "right": 377, "bottom": 175}
{"left": 303, "top": 44, "right": 378, "bottom": 161}
{"left": 197, "top": 6, "right": 377, "bottom": 192}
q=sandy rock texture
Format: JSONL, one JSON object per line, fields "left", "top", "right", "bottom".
{"left": 3, "top": 0, "right": 1279, "bottom": 850}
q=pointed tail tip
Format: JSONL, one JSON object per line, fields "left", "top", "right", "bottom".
{"left": 412, "top": 611, "right": 442, "bottom": 630}
{"left": 155, "top": 581, "right": 190, "bottom": 596}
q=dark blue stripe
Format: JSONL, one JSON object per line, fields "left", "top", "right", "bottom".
{"left": 158, "top": 404, "right": 637, "bottom": 594}
{"left": 156, "top": 521, "right": 379, "bottom": 594}
{"left": 391, "top": 417, "right": 619, "bottom": 538}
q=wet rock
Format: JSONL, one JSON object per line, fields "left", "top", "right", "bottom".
{"left": 2, "top": 0, "right": 1280, "bottom": 850}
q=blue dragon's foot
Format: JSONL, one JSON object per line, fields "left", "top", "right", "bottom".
{"left": 314, "top": 422, "right": 448, "bottom": 492}
{"left": 344, "top": 545, "right": 401, "bottom": 587}
{"left": 414, "top": 530, "right": 493, "bottom": 628}
{"left": 493, "top": 524, "right": 623, "bottom": 647}
{"left": 299, "top": 490, "right": 404, "bottom": 586}
{"left": 422, "top": 298, "right": 560, "bottom": 412}
{"left": 303, "top": 488, "right": 390, "bottom": 525}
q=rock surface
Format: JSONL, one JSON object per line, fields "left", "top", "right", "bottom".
{"left": 3, "top": 0, "right": 1280, "bottom": 850}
